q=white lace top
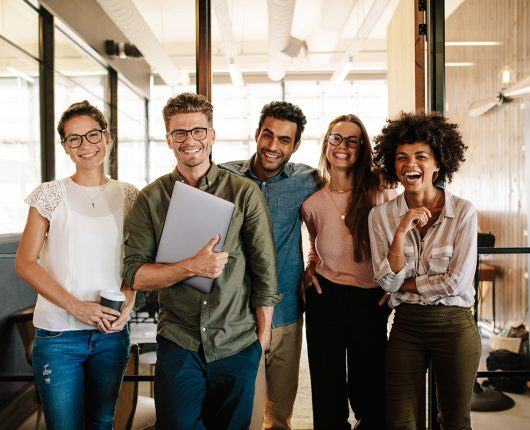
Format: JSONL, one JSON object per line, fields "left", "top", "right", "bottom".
{"left": 25, "top": 177, "right": 139, "bottom": 331}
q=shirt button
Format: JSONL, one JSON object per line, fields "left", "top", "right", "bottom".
{"left": 203, "top": 301, "right": 207, "bottom": 305}
{"left": 202, "top": 327, "right": 206, "bottom": 332}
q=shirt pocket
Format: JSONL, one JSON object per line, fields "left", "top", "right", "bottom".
{"left": 277, "top": 197, "right": 302, "bottom": 224}
{"left": 428, "top": 244, "right": 453, "bottom": 274}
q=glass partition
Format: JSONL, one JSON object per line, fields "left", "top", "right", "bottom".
{"left": 54, "top": 26, "right": 109, "bottom": 180}
{"left": 117, "top": 79, "right": 147, "bottom": 187}
{"left": 0, "top": 1, "right": 40, "bottom": 233}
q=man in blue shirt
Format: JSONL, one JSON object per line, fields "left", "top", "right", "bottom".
{"left": 221, "top": 101, "right": 320, "bottom": 430}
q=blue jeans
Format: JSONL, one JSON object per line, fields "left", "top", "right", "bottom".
{"left": 154, "top": 336, "right": 262, "bottom": 430}
{"left": 32, "top": 328, "right": 130, "bottom": 430}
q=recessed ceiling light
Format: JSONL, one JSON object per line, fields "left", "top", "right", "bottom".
{"left": 445, "top": 41, "right": 502, "bottom": 46}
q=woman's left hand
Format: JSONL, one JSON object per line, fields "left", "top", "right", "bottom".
{"left": 97, "top": 304, "right": 133, "bottom": 333}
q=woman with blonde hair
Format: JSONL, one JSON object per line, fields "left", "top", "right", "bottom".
{"left": 301, "top": 114, "right": 395, "bottom": 429}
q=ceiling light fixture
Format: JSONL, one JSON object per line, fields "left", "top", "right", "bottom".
{"left": 331, "top": 57, "right": 353, "bottom": 84}
{"left": 6, "top": 67, "right": 34, "bottom": 84}
{"left": 228, "top": 60, "right": 244, "bottom": 87}
{"left": 445, "top": 41, "right": 502, "bottom": 46}
{"left": 445, "top": 62, "right": 475, "bottom": 67}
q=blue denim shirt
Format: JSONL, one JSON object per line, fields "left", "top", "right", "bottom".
{"left": 220, "top": 156, "right": 320, "bottom": 327}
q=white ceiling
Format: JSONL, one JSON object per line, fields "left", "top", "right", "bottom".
{"left": 129, "top": 0, "right": 401, "bottom": 80}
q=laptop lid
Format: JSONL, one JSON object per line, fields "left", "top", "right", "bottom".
{"left": 155, "top": 181, "right": 235, "bottom": 293}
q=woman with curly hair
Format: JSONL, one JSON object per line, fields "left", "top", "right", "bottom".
{"left": 301, "top": 114, "right": 395, "bottom": 429}
{"left": 368, "top": 111, "right": 481, "bottom": 430}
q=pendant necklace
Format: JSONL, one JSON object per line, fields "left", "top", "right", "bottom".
{"left": 74, "top": 178, "right": 111, "bottom": 208}
{"left": 327, "top": 183, "right": 351, "bottom": 220}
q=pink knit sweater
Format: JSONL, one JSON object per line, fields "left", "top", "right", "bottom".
{"left": 301, "top": 186, "right": 396, "bottom": 288}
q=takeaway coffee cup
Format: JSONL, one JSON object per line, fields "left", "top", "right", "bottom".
{"left": 99, "top": 290, "right": 125, "bottom": 311}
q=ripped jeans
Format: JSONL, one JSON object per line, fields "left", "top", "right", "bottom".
{"left": 32, "top": 328, "right": 130, "bottom": 430}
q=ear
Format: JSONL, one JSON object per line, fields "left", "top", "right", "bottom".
{"left": 61, "top": 142, "right": 68, "bottom": 154}
{"left": 166, "top": 133, "right": 173, "bottom": 149}
{"left": 292, "top": 139, "right": 301, "bottom": 154}
{"left": 209, "top": 129, "right": 216, "bottom": 145}
{"left": 255, "top": 128, "right": 260, "bottom": 143}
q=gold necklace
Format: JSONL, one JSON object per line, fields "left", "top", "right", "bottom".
{"left": 328, "top": 182, "right": 353, "bottom": 194}
{"left": 74, "top": 178, "right": 111, "bottom": 208}
{"left": 327, "top": 184, "right": 349, "bottom": 220}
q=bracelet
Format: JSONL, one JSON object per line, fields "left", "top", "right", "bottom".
{"left": 388, "top": 249, "right": 403, "bottom": 258}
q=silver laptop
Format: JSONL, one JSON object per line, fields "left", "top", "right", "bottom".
{"left": 155, "top": 181, "right": 235, "bottom": 293}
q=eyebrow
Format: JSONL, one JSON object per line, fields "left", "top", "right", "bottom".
{"left": 396, "top": 150, "right": 431, "bottom": 156}
{"left": 262, "top": 128, "right": 292, "bottom": 141}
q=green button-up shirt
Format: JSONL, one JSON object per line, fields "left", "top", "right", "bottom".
{"left": 123, "top": 163, "right": 280, "bottom": 362}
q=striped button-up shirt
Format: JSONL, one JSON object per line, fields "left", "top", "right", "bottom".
{"left": 368, "top": 190, "right": 477, "bottom": 308}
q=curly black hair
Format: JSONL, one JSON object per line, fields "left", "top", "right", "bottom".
{"left": 373, "top": 111, "right": 467, "bottom": 186}
{"left": 258, "top": 101, "right": 307, "bottom": 143}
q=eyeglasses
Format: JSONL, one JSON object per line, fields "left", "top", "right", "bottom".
{"left": 167, "top": 127, "right": 212, "bottom": 143}
{"left": 63, "top": 129, "right": 106, "bottom": 148}
{"left": 327, "top": 133, "right": 362, "bottom": 148}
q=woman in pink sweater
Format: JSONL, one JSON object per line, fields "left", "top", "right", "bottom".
{"left": 301, "top": 114, "right": 395, "bottom": 430}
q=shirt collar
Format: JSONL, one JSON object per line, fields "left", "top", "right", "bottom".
{"left": 397, "top": 188, "right": 456, "bottom": 221}
{"left": 170, "top": 162, "right": 219, "bottom": 191}
{"left": 242, "top": 154, "right": 292, "bottom": 182}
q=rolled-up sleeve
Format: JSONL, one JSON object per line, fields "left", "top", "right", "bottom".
{"left": 123, "top": 191, "right": 157, "bottom": 288}
{"left": 368, "top": 205, "right": 408, "bottom": 292}
{"left": 242, "top": 184, "right": 280, "bottom": 309}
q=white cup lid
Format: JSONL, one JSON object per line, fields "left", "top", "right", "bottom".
{"left": 100, "top": 289, "right": 125, "bottom": 301}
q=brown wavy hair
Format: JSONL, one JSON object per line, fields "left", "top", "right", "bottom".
{"left": 318, "top": 114, "right": 379, "bottom": 262}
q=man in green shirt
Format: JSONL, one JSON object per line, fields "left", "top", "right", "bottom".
{"left": 123, "top": 92, "right": 280, "bottom": 430}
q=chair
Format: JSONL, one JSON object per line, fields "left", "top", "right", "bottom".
{"left": 477, "top": 232, "right": 497, "bottom": 330}
{"left": 115, "top": 343, "right": 156, "bottom": 430}
{"left": 10, "top": 305, "right": 42, "bottom": 430}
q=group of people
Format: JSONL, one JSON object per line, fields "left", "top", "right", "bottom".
{"left": 15, "top": 91, "right": 480, "bottom": 430}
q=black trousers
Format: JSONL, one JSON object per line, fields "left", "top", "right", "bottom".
{"left": 306, "top": 274, "right": 390, "bottom": 430}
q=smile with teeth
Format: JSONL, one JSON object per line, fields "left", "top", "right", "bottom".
{"left": 79, "top": 151, "right": 98, "bottom": 159}
{"left": 181, "top": 147, "right": 201, "bottom": 154}
{"left": 333, "top": 152, "right": 349, "bottom": 159}
{"left": 403, "top": 171, "right": 422, "bottom": 183}
{"left": 263, "top": 151, "right": 281, "bottom": 160}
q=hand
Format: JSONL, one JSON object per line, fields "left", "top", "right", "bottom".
{"left": 378, "top": 292, "right": 391, "bottom": 306}
{"left": 258, "top": 330, "right": 271, "bottom": 352}
{"left": 397, "top": 207, "right": 432, "bottom": 234}
{"left": 98, "top": 303, "right": 133, "bottom": 333}
{"left": 302, "top": 264, "right": 322, "bottom": 299}
{"left": 68, "top": 301, "right": 120, "bottom": 327}
{"left": 399, "top": 278, "right": 420, "bottom": 295}
{"left": 378, "top": 171, "right": 399, "bottom": 190}
{"left": 192, "top": 235, "right": 229, "bottom": 278}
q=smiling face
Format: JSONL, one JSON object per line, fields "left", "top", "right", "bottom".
{"left": 166, "top": 112, "right": 215, "bottom": 174}
{"left": 325, "top": 121, "right": 362, "bottom": 173}
{"left": 62, "top": 115, "right": 109, "bottom": 170}
{"left": 253, "top": 116, "right": 300, "bottom": 180}
{"left": 395, "top": 141, "right": 440, "bottom": 192}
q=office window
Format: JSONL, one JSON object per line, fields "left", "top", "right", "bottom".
{"left": 54, "top": 27, "right": 109, "bottom": 180}
{"left": 0, "top": 1, "right": 40, "bottom": 233}
{"left": 117, "top": 79, "right": 147, "bottom": 187}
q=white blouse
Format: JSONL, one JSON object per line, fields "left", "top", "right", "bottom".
{"left": 25, "top": 177, "right": 139, "bottom": 331}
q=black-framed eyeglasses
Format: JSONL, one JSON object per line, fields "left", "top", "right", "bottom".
{"left": 327, "top": 133, "right": 362, "bottom": 148}
{"left": 167, "top": 127, "right": 212, "bottom": 143}
{"left": 63, "top": 129, "right": 106, "bottom": 148}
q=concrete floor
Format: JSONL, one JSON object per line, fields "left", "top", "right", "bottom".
{"left": 17, "top": 322, "right": 530, "bottom": 430}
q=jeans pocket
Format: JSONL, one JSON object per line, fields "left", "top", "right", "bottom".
{"left": 35, "top": 328, "right": 64, "bottom": 339}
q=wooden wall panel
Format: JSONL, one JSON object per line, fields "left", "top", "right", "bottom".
{"left": 388, "top": 0, "right": 417, "bottom": 117}
{"left": 445, "top": 0, "right": 529, "bottom": 328}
